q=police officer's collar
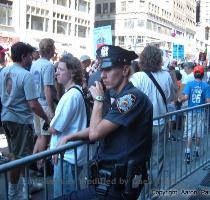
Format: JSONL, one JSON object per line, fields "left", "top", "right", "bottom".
{"left": 114, "top": 82, "right": 134, "bottom": 98}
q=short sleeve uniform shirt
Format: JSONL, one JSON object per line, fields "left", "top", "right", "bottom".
{"left": 96, "top": 82, "right": 153, "bottom": 164}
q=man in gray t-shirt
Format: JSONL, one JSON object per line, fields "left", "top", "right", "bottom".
{"left": 0, "top": 42, "right": 50, "bottom": 199}
{"left": 30, "top": 38, "right": 56, "bottom": 154}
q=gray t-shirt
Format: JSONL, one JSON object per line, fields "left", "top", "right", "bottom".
{"left": 0, "top": 64, "right": 38, "bottom": 124}
{"left": 30, "top": 58, "right": 55, "bottom": 106}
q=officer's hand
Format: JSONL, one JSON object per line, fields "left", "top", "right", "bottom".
{"left": 89, "top": 81, "right": 104, "bottom": 99}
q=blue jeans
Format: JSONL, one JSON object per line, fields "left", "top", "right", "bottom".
{"left": 53, "top": 159, "right": 82, "bottom": 198}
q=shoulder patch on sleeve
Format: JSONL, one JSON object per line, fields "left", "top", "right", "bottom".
{"left": 116, "top": 94, "right": 136, "bottom": 114}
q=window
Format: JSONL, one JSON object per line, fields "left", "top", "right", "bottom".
{"left": 57, "top": 21, "right": 67, "bottom": 34}
{"left": 125, "top": 19, "right": 134, "bottom": 29}
{"left": 0, "top": 7, "right": 7, "bottom": 25}
{"left": 31, "top": 16, "right": 44, "bottom": 31}
{"left": 103, "top": 3, "right": 108, "bottom": 14}
{"left": 121, "top": 1, "right": 126, "bottom": 12}
{"left": 78, "top": 25, "right": 86, "bottom": 37}
{"left": 95, "top": 20, "right": 115, "bottom": 30}
{"left": 136, "top": 36, "right": 144, "bottom": 44}
{"left": 96, "top": 4, "right": 101, "bottom": 14}
{"left": 26, "top": 15, "right": 30, "bottom": 29}
{"left": 138, "top": 20, "right": 144, "bottom": 27}
{"left": 119, "top": 36, "right": 125, "bottom": 45}
{"left": 110, "top": 2, "right": 116, "bottom": 13}
{"left": 57, "top": 0, "right": 67, "bottom": 6}
{"left": 68, "top": 23, "right": 71, "bottom": 35}
{"left": 79, "top": 0, "right": 87, "bottom": 12}
{"left": 75, "top": 0, "right": 77, "bottom": 10}
{"left": 147, "top": 20, "right": 152, "bottom": 30}
{"left": 45, "top": 19, "right": 49, "bottom": 32}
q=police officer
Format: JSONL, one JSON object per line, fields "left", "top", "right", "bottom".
{"left": 55, "top": 45, "right": 153, "bottom": 200}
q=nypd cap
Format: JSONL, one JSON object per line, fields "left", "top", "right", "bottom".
{"left": 96, "top": 45, "right": 138, "bottom": 69}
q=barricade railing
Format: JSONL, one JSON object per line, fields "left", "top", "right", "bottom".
{"left": 0, "top": 141, "right": 91, "bottom": 200}
{"left": 144, "top": 103, "right": 210, "bottom": 199}
{"left": 0, "top": 103, "right": 210, "bottom": 199}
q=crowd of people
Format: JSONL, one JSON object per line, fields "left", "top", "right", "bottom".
{"left": 0, "top": 39, "right": 210, "bottom": 200}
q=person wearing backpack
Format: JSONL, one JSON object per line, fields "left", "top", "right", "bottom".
{"left": 48, "top": 54, "right": 87, "bottom": 198}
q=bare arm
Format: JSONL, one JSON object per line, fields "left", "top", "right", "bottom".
{"left": 178, "top": 94, "right": 188, "bottom": 103}
{"left": 28, "top": 99, "right": 50, "bottom": 124}
{"left": 56, "top": 128, "right": 90, "bottom": 147}
{"left": 44, "top": 85, "right": 55, "bottom": 115}
{"left": 206, "top": 98, "right": 210, "bottom": 103}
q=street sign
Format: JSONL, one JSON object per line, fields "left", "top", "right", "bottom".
{"left": 173, "top": 44, "right": 184, "bottom": 60}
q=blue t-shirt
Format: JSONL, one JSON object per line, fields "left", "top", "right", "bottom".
{"left": 183, "top": 80, "right": 210, "bottom": 108}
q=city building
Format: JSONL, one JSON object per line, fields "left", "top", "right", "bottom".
{"left": 0, "top": 0, "right": 95, "bottom": 57}
{"left": 197, "top": 0, "right": 210, "bottom": 63}
{"left": 95, "top": 0, "right": 202, "bottom": 61}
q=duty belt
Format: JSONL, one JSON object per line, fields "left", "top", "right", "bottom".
{"left": 88, "top": 160, "right": 148, "bottom": 199}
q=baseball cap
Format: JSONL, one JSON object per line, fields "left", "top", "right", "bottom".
{"left": 193, "top": 65, "right": 204, "bottom": 74}
{"left": 80, "top": 55, "right": 90, "bottom": 62}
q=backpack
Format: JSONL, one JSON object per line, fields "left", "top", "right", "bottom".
{"left": 71, "top": 86, "right": 92, "bottom": 127}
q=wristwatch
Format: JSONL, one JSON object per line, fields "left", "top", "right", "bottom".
{"left": 42, "top": 122, "right": 50, "bottom": 131}
{"left": 94, "top": 95, "right": 105, "bottom": 102}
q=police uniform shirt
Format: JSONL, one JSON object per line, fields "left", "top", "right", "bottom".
{"left": 96, "top": 82, "right": 153, "bottom": 164}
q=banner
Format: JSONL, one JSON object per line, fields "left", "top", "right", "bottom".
{"left": 173, "top": 44, "right": 184, "bottom": 60}
{"left": 93, "top": 25, "right": 112, "bottom": 55}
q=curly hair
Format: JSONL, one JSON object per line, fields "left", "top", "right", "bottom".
{"left": 11, "top": 42, "right": 34, "bottom": 62}
{"left": 59, "top": 54, "right": 83, "bottom": 85}
{"left": 139, "top": 45, "right": 162, "bottom": 72}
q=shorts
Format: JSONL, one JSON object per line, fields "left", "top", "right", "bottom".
{"left": 183, "top": 112, "right": 205, "bottom": 138}
{"left": 167, "top": 103, "right": 176, "bottom": 121}
{"left": 2, "top": 121, "right": 33, "bottom": 158}
{"left": 33, "top": 106, "right": 51, "bottom": 136}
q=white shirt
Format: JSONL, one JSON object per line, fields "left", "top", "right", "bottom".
{"left": 50, "top": 85, "right": 87, "bottom": 164}
{"left": 130, "top": 70, "right": 175, "bottom": 125}
{"left": 181, "top": 71, "right": 194, "bottom": 84}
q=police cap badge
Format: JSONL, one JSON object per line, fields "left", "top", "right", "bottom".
{"left": 96, "top": 45, "right": 138, "bottom": 69}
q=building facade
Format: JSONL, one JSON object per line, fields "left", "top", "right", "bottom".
{"left": 0, "top": 0, "right": 95, "bottom": 57}
{"left": 197, "top": 0, "right": 210, "bottom": 62}
{"left": 95, "top": 0, "right": 201, "bottom": 61}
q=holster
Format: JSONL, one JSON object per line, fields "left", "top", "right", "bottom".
{"left": 88, "top": 160, "right": 148, "bottom": 199}
{"left": 123, "top": 161, "right": 148, "bottom": 199}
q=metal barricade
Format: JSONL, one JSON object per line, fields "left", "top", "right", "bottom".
{"left": 143, "top": 103, "right": 210, "bottom": 200}
{"left": 0, "top": 141, "right": 93, "bottom": 200}
{"left": 0, "top": 104, "right": 210, "bottom": 199}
